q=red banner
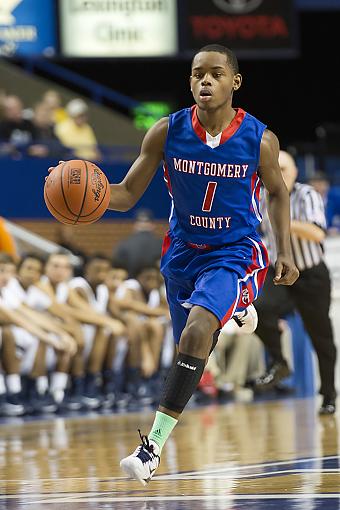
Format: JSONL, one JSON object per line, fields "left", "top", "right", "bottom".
{"left": 179, "top": 0, "right": 298, "bottom": 57}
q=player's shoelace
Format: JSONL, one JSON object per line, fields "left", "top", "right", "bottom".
{"left": 136, "top": 429, "right": 160, "bottom": 465}
{"left": 233, "top": 308, "right": 248, "bottom": 327}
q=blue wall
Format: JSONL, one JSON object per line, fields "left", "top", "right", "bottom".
{"left": 0, "top": 158, "right": 171, "bottom": 220}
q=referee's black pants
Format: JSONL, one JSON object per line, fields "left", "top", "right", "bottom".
{"left": 254, "top": 262, "right": 336, "bottom": 398}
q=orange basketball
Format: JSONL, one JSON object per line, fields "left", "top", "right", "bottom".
{"left": 44, "top": 160, "right": 110, "bottom": 225}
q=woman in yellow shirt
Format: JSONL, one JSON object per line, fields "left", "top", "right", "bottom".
{"left": 54, "top": 98, "right": 100, "bottom": 161}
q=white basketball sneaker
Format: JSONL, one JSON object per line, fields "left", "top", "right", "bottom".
{"left": 120, "top": 430, "right": 160, "bottom": 486}
{"left": 221, "top": 303, "right": 258, "bottom": 335}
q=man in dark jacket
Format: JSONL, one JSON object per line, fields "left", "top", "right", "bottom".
{"left": 113, "top": 209, "right": 163, "bottom": 278}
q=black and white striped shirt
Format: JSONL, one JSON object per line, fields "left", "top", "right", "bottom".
{"left": 260, "top": 182, "right": 326, "bottom": 271}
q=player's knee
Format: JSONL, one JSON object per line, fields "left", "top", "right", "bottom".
{"left": 149, "top": 319, "right": 164, "bottom": 338}
{"left": 179, "top": 322, "right": 210, "bottom": 358}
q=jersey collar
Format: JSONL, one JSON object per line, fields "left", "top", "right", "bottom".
{"left": 191, "top": 105, "right": 246, "bottom": 146}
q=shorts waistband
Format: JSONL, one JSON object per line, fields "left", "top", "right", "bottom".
{"left": 186, "top": 242, "right": 223, "bottom": 250}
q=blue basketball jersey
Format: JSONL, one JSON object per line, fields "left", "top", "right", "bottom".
{"left": 163, "top": 106, "right": 267, "bottom": 245}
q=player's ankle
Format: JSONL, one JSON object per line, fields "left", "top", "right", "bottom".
{"left": 148, "top": 439, "right": 161, "bottom": 455}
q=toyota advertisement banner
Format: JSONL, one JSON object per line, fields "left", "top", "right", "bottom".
{"left": 179, "top": 0, "right": 298, "bottom": 58}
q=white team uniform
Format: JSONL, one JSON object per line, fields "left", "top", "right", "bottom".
{"left": 0, "top": 278, "right": 39, "bottom": 374}
{"left": 25, "top": 278, "right": 70, "bottom": 369}
{"left": 68, "top": 277, "right": 110, "bottom": 359}
{"left": 115, "top": 279, "right": 161, "bottom": 313}
{"left": 115, "top": 279, "right": 174, "bottom": 368}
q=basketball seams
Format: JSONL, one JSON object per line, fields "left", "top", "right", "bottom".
{"left": 44, "top": 159, "right": 109, "bottom": 225}
{"left": 45, "top": 190, "right": 102, "bottom": 224}
{"left": 44, "top": 189, "right": 77, "bottom": 224}
{"left": 60, "top": 161, "right": 81, "bottom": 217}
{"left": 75, "top": 160, "right": 89, "bottom": 222}
{"left": 79, "top": 170, "right": 109, "bottom": 218}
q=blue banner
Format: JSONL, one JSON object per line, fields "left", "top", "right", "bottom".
{"left": 0, "top": 0, "right": 56, "bottom": 56}
{"left": 0, "top": 158, "right": 170, "bottom": 220}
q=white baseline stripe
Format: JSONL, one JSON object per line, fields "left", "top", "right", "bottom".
{"left": 161, "top": 468, "right": 340, "bottom": 480}
{"left": 26, "top": 494, "right": 340, "bottom": 504}
{"left": 1, "top": 456, "right": 339, "bottom": 485}
{"left": 155, "top": 455, "right": 340, "bottom": 478}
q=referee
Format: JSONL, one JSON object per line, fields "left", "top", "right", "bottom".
{"left": 254, "top": 150, "right": 337, "bottom": 415}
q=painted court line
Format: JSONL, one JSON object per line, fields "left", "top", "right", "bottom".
{"left": 25, "top": 493, "right": 340, "bottom": 504}
{"left": 0, "top": 455, "right": 338, "bottom": 485}
{"left": 154, "top": 455, "right": 340, "bottom": 479}
{"left": 164, "top": 468, "right": 340, "bottom": 480}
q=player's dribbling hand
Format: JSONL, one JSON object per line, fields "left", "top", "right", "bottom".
{"left": 273, "top": 255, "right": 299, "bottom": 286}
{"left": 46, "top": 161, "right": 65, "bottom": 180}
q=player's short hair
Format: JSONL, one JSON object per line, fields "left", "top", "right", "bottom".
{"left": 46, "top": 251, "right": 70, "bottom": 262}
{"left": 85, "top": 253, "right": 111, "bottom": 267}
{"left": 111, "top": 258, "right": 128, "bottom": 272}
{"left": 0, "top": 252, "right": 15, "bottom": 265}
{"left": 135, "top": 264, "right": 159, "bottom": 277}
{"left": 193, "top": 45, "right": 239, "bottom": 74}
{"left": 17, "top": 252, "right": 44, "bottom": 270}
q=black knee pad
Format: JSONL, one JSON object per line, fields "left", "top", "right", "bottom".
{"left": 160, "top": 352, "right": 206, "bottom": 413}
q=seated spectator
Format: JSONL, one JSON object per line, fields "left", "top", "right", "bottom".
{"left": 54, "top": 224, "right": 87, "bottom": 276}
{"left": 0, "top": 95, "right": 37, "bottom": 149}
{"left": 209, "top": 329, "right": 264, "bottom": 402}
{"left": 37, "top": 252, "right": 123, "bottom": 410}
{"left": 100, "top": 266, "right": 130, "bottom": 408}
{"left": 54, "top": 98, "right": 100, "bottom": 161}
{"left": 32, "top": 102, "right": 56, "bottom": 141}
{"left": 41, "top": 90, "right": 68, "bottom": 125}
{"left": 0, "top": 253, "right": 76, "bottom": 416}
{"left": 308, "top": 172, "right": 340, "bottom": 235}
{"left": 30, "top": 102, "right": 69, "bottom": 158}
{"left": 114, "top": 265, "right": 169, "bottom": 405}
{"left": 68, "top": 254, "right": 125, "bottom": 408}
{"left": 113, "top": 208, "right": 163, "bottom": 278}
{"left": 0, "top": 95, "right": 60, "bottom": 158}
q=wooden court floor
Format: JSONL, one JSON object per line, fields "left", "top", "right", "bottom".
{"left": 0, "top": 397, "right": 339, "bottom": 509}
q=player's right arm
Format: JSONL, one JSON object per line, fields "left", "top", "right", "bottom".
{"left": 67, "top": 288, "right": 125, "bottom": 336}
{"left": 0, "top": 303, "right": 67, "bottom": 351}
{"left": 20, "top": 304, "right": 77, "bottom": 354}
{"left": 115, "top": 294, "right": 169, "bottom": 318}
{"left": 47, "top": 117, "right": 168, "bottom": 211}
{"left": 108, "top": 117, "right": 169, "bottom": 211}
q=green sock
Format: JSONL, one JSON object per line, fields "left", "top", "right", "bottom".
{"left": 148, "top": 411, "right": 178, "bottom": 452}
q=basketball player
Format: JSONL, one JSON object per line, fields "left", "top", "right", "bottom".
{"left": 114, "top": 265, "right": 168, "bottom": 405}
{"left": 37, "top": 252, "right": 124, "bottom": 409}
{"left": 12, "top": 253, "right": 77, "bottom": 412}
{"left": 68, "top": 254, "right": 125, "bottom": 408}
{"left": 0, "top": 253, "right": 75, "bottom": 415}
{"left": 49, "top": 44, "right": 299, "bottom": 485}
